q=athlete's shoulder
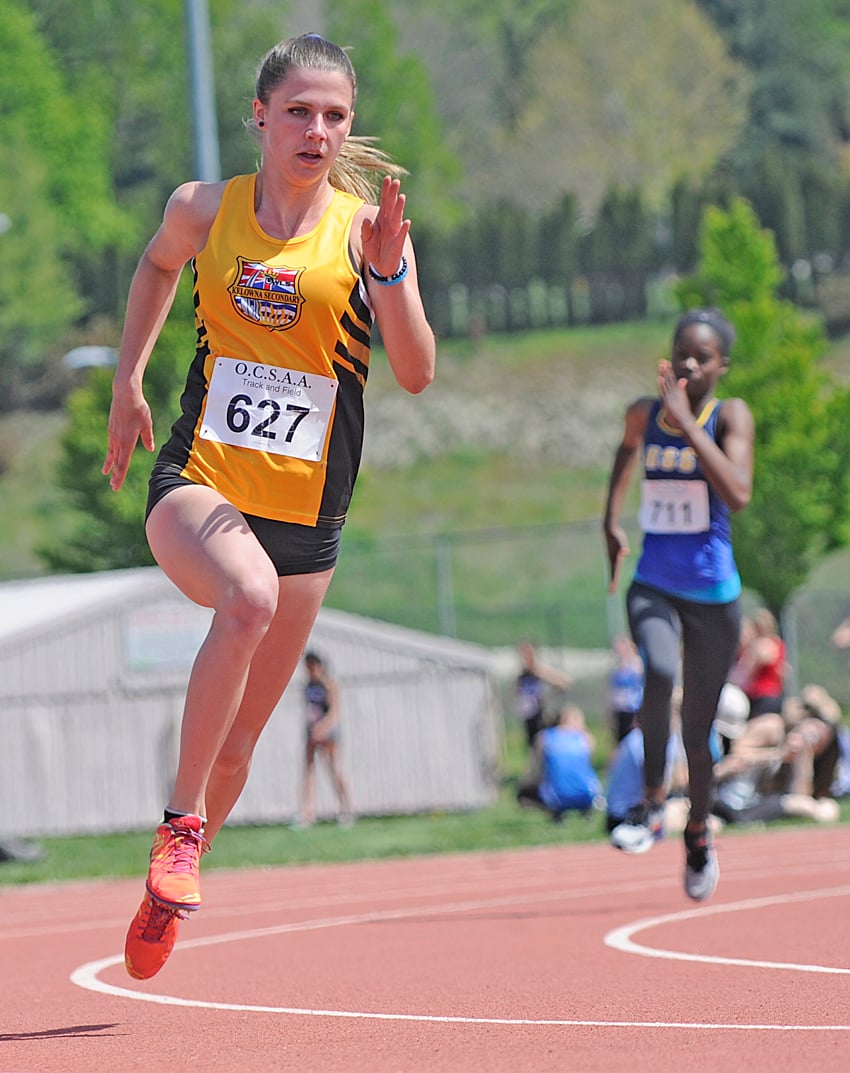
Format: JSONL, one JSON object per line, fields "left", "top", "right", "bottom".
{"left": 624, "top": 394, "right": 657, "bottom": 427}
{"left": 165, "top": 179, "right": 231, "bottom": 223}
{"left": 158, "top": 179, "right": 233, "bottom": 262}
{"left": 716, "top": 396, "right": 754, "bottom": 432}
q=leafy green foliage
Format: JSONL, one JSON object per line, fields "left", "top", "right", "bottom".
{"left": 0, "top": 2, "right": 119, "bottom": 402}
{"left": 40, "top": 278, "right": 196, "bottom": 573}
{"left": 326, "top": 0, "right": 461, "bottom": 222}
{"left": 676, "top": 198, "right": 850, "bottom": 613}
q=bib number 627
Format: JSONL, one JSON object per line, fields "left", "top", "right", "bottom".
{"left": 226, "top": 393, "right": 310, "bottom": 443}
{"left": 201, "top": 357, "right": 337, "bottom": 461}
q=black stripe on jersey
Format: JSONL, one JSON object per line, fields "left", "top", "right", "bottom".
{"left": 155, "top": 341, "right": 210, "bottom": 471}
{"left": 341, "top": 308, "right": 370, "bottom": 350}
{"left": 334, "top": 339, "right": 369, "bottom": 382}
{"left": 348, "top": 279, "right": 372, "bottom": 327}
{"left": 317, "top": 359, "right": 366, "bottom": 526}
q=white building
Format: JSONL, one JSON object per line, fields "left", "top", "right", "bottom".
{"left": 0, "top": 568, "right": 502, "bottom": 838}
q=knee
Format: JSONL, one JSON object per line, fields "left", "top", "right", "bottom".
{"left": 643, "top": 663, "right": 677, "bottom": 697}
{"left": 682, "top": 732, "right": 712, "bottom": 763}
{"left": 213, "top": 736, "right": 256, "bottom": 780}
{"left": 219, "top": 575, "right": 279, "bottom": 643}
{"left": 784, "top": 730, "right": 812, "bottom": 763}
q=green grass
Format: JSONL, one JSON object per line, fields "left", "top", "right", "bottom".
{"left": 345, "top": 452, "right": 612, "bottom": 538}
{"left": 3, "top": 718, "right": 848, "bottom": 889}
{"left": 4, "top": 789, "right": 849, "bottom": 889}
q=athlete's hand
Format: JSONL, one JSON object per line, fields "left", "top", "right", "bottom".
{"left": 361, "top": 176, "right": 411, "bottom": 279}
{"left": 604, "top": 525, "right": 630, "bottom": 594}
{"left": 657, "top": 359, "right": 691, "bottom": 431}
{"left": 102, "top": 388, "right": 155, "bottom": 492}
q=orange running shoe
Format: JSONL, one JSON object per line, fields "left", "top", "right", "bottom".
{"left": 145, "top": 814, "right": 209, "bottom": 910}
{"left": 124, "top": 894, "right": 186, "bottom": 980}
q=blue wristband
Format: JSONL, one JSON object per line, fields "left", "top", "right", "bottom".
{"left": 368, "top": 256, "right": 408, "bottom": 286}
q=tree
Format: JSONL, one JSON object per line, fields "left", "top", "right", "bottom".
{"left": 697, "top": 0, "right": 850, "bottom": 266}
{"left": 39, "top": 278, "right": 196, "bottom": 573}
{"left": 0, "top": 1, "right": 126, "bottom": 406}
{"left": 417, "top": 0, "right": 749, "bottom": 216}
{"left": 675, "top": 198, "right": 850, "bottom": 615}
{"left": 580, "top": 187, "right": 656, "bottom": 323}
{"left": 435, "top": 0, "right": 567, "bottom": 133}
{"left": 24, "top": 0, "right": 274, "bottom": 316}
{"left": 326, "top": 0, "right": 461, "bottom": 224}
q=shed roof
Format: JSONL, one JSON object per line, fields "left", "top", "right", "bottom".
{"left": 0, "top": 568, "right": 494, "bottom": 668}
{"left": 0, "top": 568, "right": 172, "bottom": 644}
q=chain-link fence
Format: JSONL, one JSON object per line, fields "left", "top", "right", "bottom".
{"left": 329, "top": 519, "right": 850, "bottom": 713}
{"left": 329, "top": 519, "right": 618, "bottom": 650}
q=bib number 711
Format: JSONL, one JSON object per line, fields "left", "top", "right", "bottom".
{"left": 638, "top": 479, "right": 710, "bottom": 534}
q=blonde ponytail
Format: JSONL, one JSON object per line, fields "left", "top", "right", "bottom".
{"left": 330, "top": 136, "right": 407, "bottom": 203}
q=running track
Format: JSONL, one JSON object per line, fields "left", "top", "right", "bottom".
{"left": 1, "top": 825, "right": 849, "bottom": 1073}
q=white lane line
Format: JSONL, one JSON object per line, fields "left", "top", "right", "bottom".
{"left": 604, "top": 883, "right": 850, "bottom": 974}
{"left": 70, "top": 884, "right": 850, "bottom": 1030}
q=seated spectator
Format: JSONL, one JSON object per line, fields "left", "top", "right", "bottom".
{"left": 514, "top": 640, "right": 572, "bottom": 750}
{"left": 608, "top": 688, "right": 726, "bottom": 838}
{"left": 604, "top": 697, "right": 690, "bottom": 836}
{"left": 710, "top": 686, "right": 842, "bottom": 827}
{"left": 604, "top": 725, "right": 647, "bottom": 834}
{"left": 607, "top": 635, "right": 644, "bottom": 744}
{"left": 737, "top": 608, "right": 787, "bottom": 720}
{"left": 712, "top": 681, "right": 750, "bottom": 756}
{"left": 516, "top": 704, "right": 602, "bottom": 821}
{"left": 781, "top": 685, "right": 842, "bottom": 799}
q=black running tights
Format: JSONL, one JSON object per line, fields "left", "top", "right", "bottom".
{"left": 626, "top": 581, "right": 741, "bottom": 825}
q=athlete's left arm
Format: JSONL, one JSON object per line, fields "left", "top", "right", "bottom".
{"left": 688, "top": 397, "right": 754, "bottom": 512}
{"left": 358, "top": 177, "right": 436, "bottom": 395}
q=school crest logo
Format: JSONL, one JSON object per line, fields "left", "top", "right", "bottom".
{"left": 228, "top": 258, "right": 305, "bottom": 331}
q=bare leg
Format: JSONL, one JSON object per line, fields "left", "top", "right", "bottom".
{"left": 146, "top": 486, "right": 282, "bottom": 821}
{"left": 300, "top": 746, "right": 318, "bottom": 826}
{"left": 781, "top": 794, "right": 840, "bottom": 822}
{"left": 322, "top": 740, "right": 352, "bottom": 816}
{"left": 202, "top": 568, "right": 335, "bottom": 840}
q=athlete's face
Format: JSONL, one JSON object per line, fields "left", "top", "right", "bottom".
{"left": 670, "top": 323, "right": 728, "bottom": 399}
{"left": 254, "top": 67, "right": 355, "bottom": 181}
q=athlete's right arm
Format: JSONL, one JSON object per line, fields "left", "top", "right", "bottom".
{"left": 602, "top": 397, "right": 651, "bottom": 592}
{"left": 103, "top": 181, "right": 224, "bottom": 491}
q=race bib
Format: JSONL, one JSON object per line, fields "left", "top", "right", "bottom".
{"left": 639, "top": 479, "right": 710, "bottom": 534}
{"left": 200, "top": 357, "right": 337, "bottom": 461}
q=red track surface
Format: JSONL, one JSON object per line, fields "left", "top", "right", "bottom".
{"left": 1, "top": 824, "right": 849, "bottom": 1072}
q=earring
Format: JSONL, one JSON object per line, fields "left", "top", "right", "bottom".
{"left": 258, "top": 119, "right": 265, "bottom": 127}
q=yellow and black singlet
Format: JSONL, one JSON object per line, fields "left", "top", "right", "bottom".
{"left": 156, "top": 174, "right": 372, "bottom": 527}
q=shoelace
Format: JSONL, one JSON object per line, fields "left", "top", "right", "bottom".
{"left": 167, "top": 827, "right": 208, "bottom": 874}
{"left": 140, "top": 900, "right": 184, "bottom": 942}
{"left": 625, "top": 801, "right": 660, "bottom": 826}
{"left": 624, "top": 803, "right": 648, "bottom": 825}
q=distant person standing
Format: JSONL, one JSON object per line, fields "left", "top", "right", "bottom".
{"left": 297, "top": 651, "right": 353, "bottom": 827}
{"left": 515, "top": 640, "right": 572, "bottom": 748}
{"left": 608, "top": 634, "right": 644, "bottom": 743}
{"left": 602, "top": 308, "right": 754, "bottom": 901}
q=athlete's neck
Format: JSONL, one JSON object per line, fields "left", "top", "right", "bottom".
{"left": 253, "top": 173, "right": 335, "bottom": 241}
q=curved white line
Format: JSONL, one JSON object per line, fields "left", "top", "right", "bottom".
{"left": 604, "top": 883, "right": 850, "bottom": 974}
{"left": 69, "top": 884, "right": 850, "bottom": 1031}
